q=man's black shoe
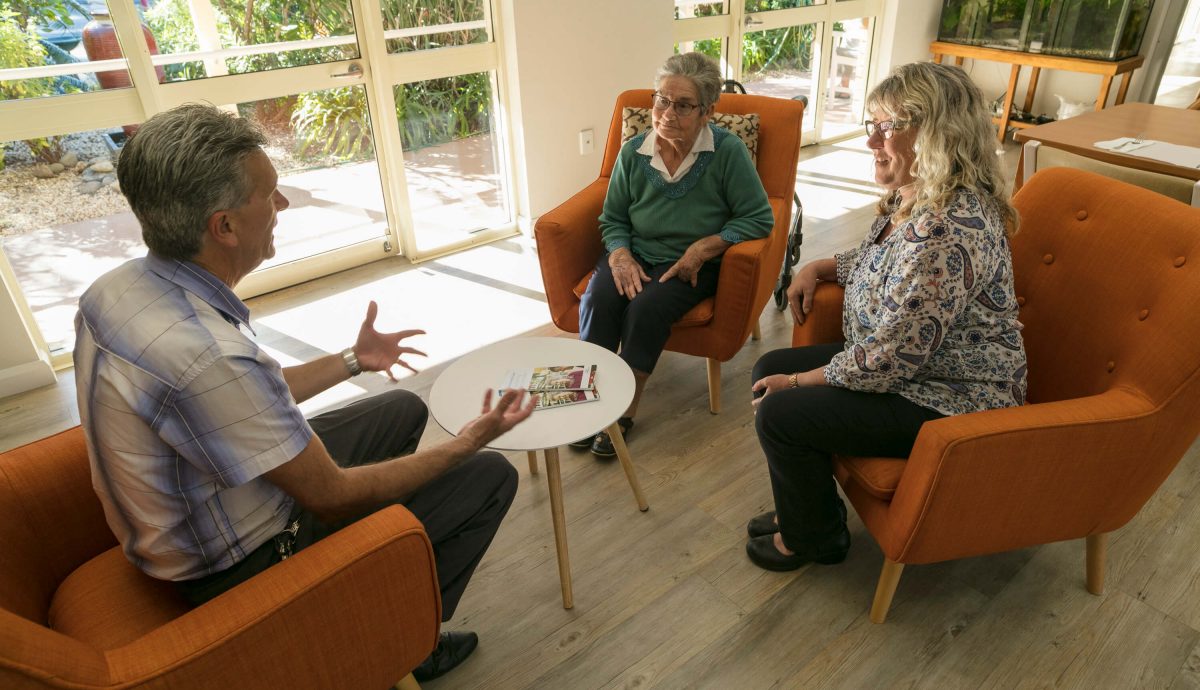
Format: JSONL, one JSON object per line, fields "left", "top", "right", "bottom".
{"left": 412, "top": 631, "right": 478, "bottom": 682}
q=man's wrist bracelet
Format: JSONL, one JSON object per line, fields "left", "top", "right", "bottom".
{"left": 788, "top": 372, "right": 799, "bottom": 388}
{"left": 341, "top": 348, "right": 363, "bottom": 377}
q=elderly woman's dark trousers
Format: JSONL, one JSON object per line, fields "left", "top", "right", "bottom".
{"left": 752, "top": 344, "right": 943, "bottom": 551}
{"left": 579, "top": 252, "right": 720, "bottom": 374}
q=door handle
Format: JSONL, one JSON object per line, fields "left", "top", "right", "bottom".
{"left": 331, "top": 62, "right": 363, "bottom": 79}
{"left": 744, "top": 14, "right": 763, "bottom": 26}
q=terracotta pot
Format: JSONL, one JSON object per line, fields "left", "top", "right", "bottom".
{"left": 82, "top": 11, "right": 167, "bottom": 136}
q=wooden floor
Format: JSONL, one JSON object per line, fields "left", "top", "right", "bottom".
{"left": 4, "top": 138, "right": 1200, "bottom": 689}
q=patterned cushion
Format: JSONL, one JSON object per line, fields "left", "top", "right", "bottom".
{"left": 621, "top": 106, "right": 760, "bottom": 164}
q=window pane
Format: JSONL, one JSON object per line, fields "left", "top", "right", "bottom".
{"left": 394, "top": 72, "right": 511, "bottom": 254}
{"left": 744, "top": 0, "right": 823, "bottom": 11}
{"left": 741, "top": 23, "right": 819, "bottom": 131}
{"left": 823, "top": 17, "right": 872, "bottom": 140}
{"left": 242, "top": 88, "right": 389, "bottom": 270}
{"left": 383, "top": 0, "right": 489, "bottom": 54}
{"left": 0, "top": 1, "right": 135, "bottom": 102}
{"left": 144, "top": 0, "right": 359, "bottom": 81}
{"left": 2, "top": 122, "right": 138, "bottom": 352}
{"left": 675, "top": 37, "right": 724, "bottom": 65}
{"left": 675, "top": 1, "right": 726, "bottom": 19}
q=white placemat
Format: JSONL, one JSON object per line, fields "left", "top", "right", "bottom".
{"left": 1094, "top": 138, "right": 1200, "bottom": 169}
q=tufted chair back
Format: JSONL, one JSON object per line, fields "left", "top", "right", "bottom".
{"left": 791, "top": 167, "right": 1200, "bottom": 624}
{"left": 1011, "top": 168, "right": 1200, "bottom": 407}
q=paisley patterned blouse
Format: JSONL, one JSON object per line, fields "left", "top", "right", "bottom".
{"left": 824, "top": 188, "right": 1028, "bottom": 416}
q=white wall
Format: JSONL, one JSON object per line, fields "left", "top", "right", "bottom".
{"left": 498, "top": 0, "right": 672, "bottom": 223}
{"left": 876, "top": 0, "right": 942, "bottom": 79}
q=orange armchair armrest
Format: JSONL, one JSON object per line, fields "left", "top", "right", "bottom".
{"left": 791, "top": 282, "right": 845, "bottom": 347}
{"left": 107, "top": 505, "right": 440, "bottom": 689}
{"left": 534, "top": 178, "right": 608, "bottom": 332}
{"left": 880, "top": 388, "right": 1166, "bottom": 563}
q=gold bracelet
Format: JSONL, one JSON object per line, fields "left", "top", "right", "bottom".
{"left": 788, "top": 372, "right": 799, "bottom": 388}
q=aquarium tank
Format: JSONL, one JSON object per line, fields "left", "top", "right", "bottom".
{"left": 937, "top": 0, "right": 1155, "bottom": 61}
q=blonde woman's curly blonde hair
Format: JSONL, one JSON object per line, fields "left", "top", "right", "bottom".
{"left": 867, "top": 62, "right": 1019, "bottom": 235}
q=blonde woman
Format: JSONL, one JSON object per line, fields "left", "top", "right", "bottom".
{"left": 745, "top": 62, "right": 1028, "bottom": 571}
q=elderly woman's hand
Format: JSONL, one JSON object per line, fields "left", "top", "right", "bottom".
{"left": 661, "top": 236, "right": 731, "bottom": 287}
{"left": 609, "top": 247, "right": 651, "bottom": 298}
{"left": 660, "top": 245, "right": 705, "bottom": 287}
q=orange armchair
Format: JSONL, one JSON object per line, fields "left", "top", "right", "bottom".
{"left": 0, "top": 427, "right": 440, "bottom": 689}
{"left": 535, "top": 89, "right": 804, "bottom": 413}
{"left": 792, "top": 168, "right": 1200, "bottom": 623}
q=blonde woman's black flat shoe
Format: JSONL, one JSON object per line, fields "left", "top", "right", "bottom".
{"left": 745, "top": 527, "right": 850, "bottom": 572}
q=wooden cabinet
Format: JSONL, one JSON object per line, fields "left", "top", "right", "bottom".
{"left": 929, "top": 41, "right": 1145, "bottom": 143}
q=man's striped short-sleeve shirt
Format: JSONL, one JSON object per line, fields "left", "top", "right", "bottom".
{"left": 74, "top": 254, "right": 312, "bottom": 581}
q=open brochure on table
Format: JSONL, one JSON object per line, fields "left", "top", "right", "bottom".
{"left": 497, "top": 365, "right": 599, "bottom": 409}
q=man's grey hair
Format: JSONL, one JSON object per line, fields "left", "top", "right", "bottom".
{"left": 117, "top": 102, "right": 267, "bottom": 261}
{"left": 656, "top": 52, "right": 723, "bottom": 109}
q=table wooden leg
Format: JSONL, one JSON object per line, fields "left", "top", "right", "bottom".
{"left": 608, "top": 421, "right": 649, "bottom": 512}
{"left": 526, "top": 450, "right": 538, "bottom": 476}
{"left": 1023, "top": 66, "right": 1041, "bottom": 115}
{"left": 1115, "top": 72, "right": 1133, "bottom": 105}
{"left": 542, "top": 447, "right": 573, "bottom": 609}
{"left": 999, "top": 65, "right": 1020, "bottom": 143}
{"left": 1097, "top": 74, "right": 1114, "bottom": 110}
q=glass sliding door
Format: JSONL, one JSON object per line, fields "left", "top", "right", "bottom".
{"left": 674, "top": 0, "right": 882, "bottom": 145}
{"left": 0, "top": 0, "right": 517, "bottom": 360}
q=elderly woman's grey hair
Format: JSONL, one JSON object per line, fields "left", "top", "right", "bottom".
{"left": 867, "top": 61, "right": 1019, "bottom": 235}
{"left": 117, "top": 102, "right": 268, "bottom": 261}
{"left": 656, "top": 52, "right": 723, "bottom": 109}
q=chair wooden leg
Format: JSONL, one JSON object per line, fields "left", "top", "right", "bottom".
{"left": 395, "top": 673, "right": 420, "bottom": 690}
{"left": 706, "top": 358, "right": 721, "bottom": 414}
{"left": 870, "top": 559, "right": 905, "bottom": 624}
{"left": 543, "top": 447, "right": 573, "bottom": 609}
{"left": 526, "top": 450, "right": 538, "bottom": 476}
{"left": 608, "top": 421, "right": 649, "bottom": 512}
{"left": 1086, "top": 532, "right": 1107, "bottom": 595}
{"left": 752, "top": 323, "right": 762, "bottom": 341}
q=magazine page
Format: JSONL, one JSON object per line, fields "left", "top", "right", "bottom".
{"left": 498, "top": 365, "right": 597, "bottom": 394}
{"left": 532, "top": 388, "right": 600, "bottom": 409}
{"left": 528, "top": 365, "right": 597, "bottom": 391}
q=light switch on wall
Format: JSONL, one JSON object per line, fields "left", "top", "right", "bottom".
{"left": 579, "top": 128, "right": 594, "bottom": 155}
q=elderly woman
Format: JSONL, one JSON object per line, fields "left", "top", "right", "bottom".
{"left": 744, "top": 62, "right": 1028, "bottom": 570}
{"left": 572, "top": 52, "right": 774, "bottom": 457}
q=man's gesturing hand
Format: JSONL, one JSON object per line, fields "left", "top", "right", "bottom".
{"left": 458, "top": 388, "right": 537, "bottom": 449}
{"left": 353, "top": 300, "right": 427, "bottom": 381}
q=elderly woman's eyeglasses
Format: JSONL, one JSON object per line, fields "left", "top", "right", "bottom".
{"left": 864, "top": 119, "right": 908, "bottom": 140}
{"left": 653, "top": 93, "right": 703, "bottom": 117}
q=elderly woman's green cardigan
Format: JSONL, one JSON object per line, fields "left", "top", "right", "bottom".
{"left": 599, "top": 124, "right": 774, "bottom": 265}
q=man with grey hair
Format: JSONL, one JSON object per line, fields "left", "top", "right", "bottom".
{"left": 73, "top": 102, "right": 531, "bottom": 682}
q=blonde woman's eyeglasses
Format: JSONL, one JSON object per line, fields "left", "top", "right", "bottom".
{"left": 864, "top": 119, "right": 909, "bottom": 140}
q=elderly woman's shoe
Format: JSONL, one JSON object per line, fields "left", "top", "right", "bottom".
{"left": 747, "top": 511, "right": 779, "bottom": 538}
{"left": 745, "top": 527, "right": 850, "bottom": 572}
{"left": 568, "top": 436, "right": 593, "bottom": 449}
{"left": 746, "top": 501, "right": 848, "bottom": 539}
{"left": 591, "top": 417, "right": 634, "bottom": 458}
